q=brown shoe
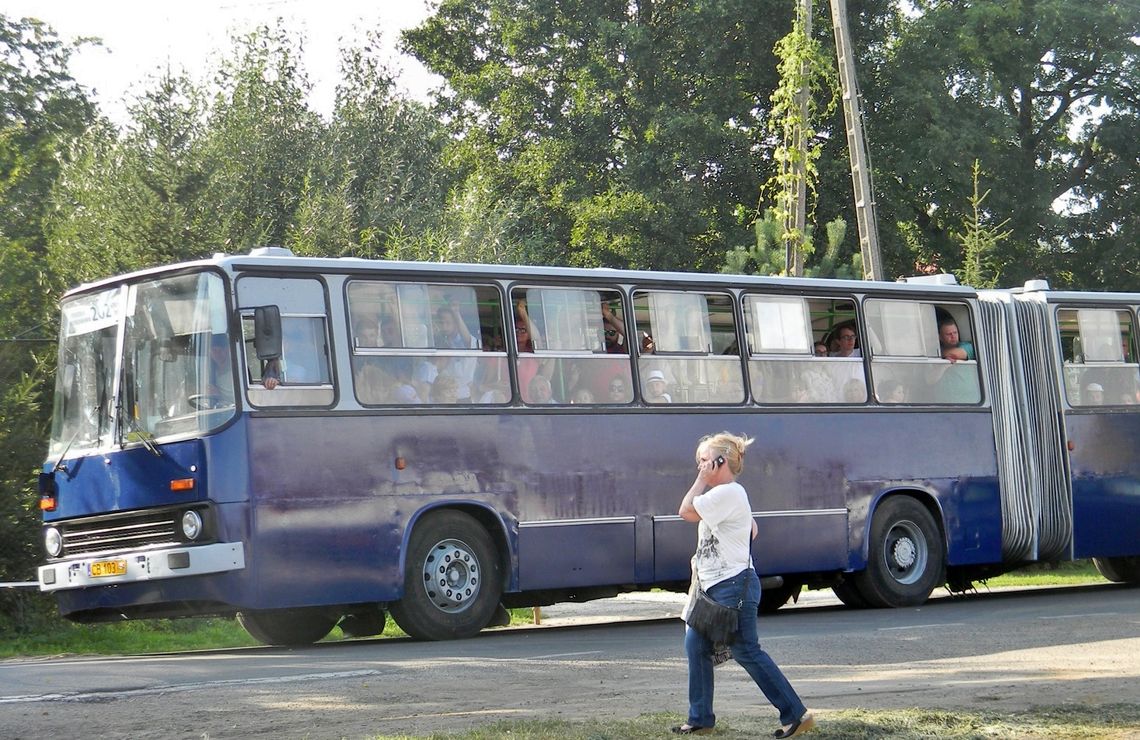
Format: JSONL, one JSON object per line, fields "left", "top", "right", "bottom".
{"left": 773, "top": 712, "right": 814, "bottom": 738}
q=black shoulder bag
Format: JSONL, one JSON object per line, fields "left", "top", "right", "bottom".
{"left": 685, "top": 577, "right": 740, "bottom": 644}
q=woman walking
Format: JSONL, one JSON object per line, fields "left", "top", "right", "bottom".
{"left": 673, "top": 432, "right": 815, "bottom": 737}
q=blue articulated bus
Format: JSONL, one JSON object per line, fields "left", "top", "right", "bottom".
{"left": 36, "top": 248, "right": 1140, "bottom": 644}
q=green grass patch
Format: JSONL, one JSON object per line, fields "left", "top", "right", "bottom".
{"left": 983, "top": 559, "right": 1103, "bottom": 588}
{"left": 0, "top": 607, "right": 544, "bottom": 659}
{"left": 366, "top": 704, "right": 1140, "bottom": 739}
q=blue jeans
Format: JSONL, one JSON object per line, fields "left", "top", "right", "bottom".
{"left": 684, "top": 568, "right": 807, "bottom": 728}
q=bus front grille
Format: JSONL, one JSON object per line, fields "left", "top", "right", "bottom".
{"left": 60, "top": 510, "right": 181, "bottom": 558}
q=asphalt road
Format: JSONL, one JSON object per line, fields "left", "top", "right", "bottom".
{"left": 0, "top": 583, "right": 1137, "bottom": 739}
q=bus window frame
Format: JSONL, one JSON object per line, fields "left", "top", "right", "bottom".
{"left": 509, "top": 283, "right": 635, "bottom": 406}
{"left": 1055, "top": 304, "right": 1140, "bottom": 409}
{"left": 346, "top": 278, "right": 510, "bottom": 407}
{"left": 865, "top": 297, "right": 983, "bottom": 407}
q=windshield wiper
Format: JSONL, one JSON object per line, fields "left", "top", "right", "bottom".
{"left": 52, "top": 428, "right": 81, "bottom": 473}
{"left": 116, "top": 389, "right": 162, "bottom": 457}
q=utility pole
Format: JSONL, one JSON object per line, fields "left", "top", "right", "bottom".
{"left": 784, "top": 0, "right": 812, "bottom": 277}
{"left": 829, "top": 0, "right": 884, "bottom": 280}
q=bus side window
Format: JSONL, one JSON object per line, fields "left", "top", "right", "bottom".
{"left": 633, "top": 290, "right": 744, "bottom": 404}
{"left": 744, "top": 295, "right": 863, "bottom": 404}
{"left": 1058, "top": 307, "right": 1139, "bottom": 407}
{"left": 347, "top": 280, "right": 507, "bottom": 406}
{"left": 866, "top": 299, "right": 980, "bottom": 405}
{"left": 511, "top": 286, "right": 633, "bottom": 405}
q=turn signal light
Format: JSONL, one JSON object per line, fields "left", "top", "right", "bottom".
{"left": 39, "top": 496, "right": 57, "bottom": 512}
{"left": 170, "top": 478, "right": 195, "bottom": 492}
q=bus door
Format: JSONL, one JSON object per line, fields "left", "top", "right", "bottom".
{"left": 1055, "top": 306, "right": 1140, "bottom": 559}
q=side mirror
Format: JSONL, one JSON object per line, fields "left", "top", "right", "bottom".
{"left": 253, "top": 306, "right": 282, "bottom": 360}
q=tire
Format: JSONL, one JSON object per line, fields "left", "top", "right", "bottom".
{"left": 237, "top": 607, "right": 338, "bottom": 646}
{"left": 759, "top": 581, "right": 799, "bottom": 613}
{"left": 388, "top": 510, "right": 503, "bottom": 641}
{"left": 831, "top": 576, "right": 870, "bottom": 608}
{"left": 853, "top": 496, "right": 945, "bottom": 608}
{"left": 338, "top": 609, "right": 387, "bottom": 638}
{"left": 1093, "top": 556, "right": 1140, "bottom": 583}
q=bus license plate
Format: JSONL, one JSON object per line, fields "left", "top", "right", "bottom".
{"left": 90, "top": 559, "right": 127, "bottom": 578}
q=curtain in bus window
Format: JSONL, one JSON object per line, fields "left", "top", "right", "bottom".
{"left": 525, "top": 287, "right": 602, "bottom": 352}
{"left": 648, "top": 292, "right": 710, "bottom": 353}
{"left": 747, "top": 296, "right": 811, "bottom": 354}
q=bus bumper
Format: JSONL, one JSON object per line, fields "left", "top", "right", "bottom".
{"left": 38, "top": 542, "right": 245, "bottom": 592}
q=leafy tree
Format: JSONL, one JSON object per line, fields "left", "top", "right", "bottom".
{"left": 0, "top": 14, "right": 94, "bottom": 629}
{"left": 291, "top": 36, "right": 453, "bottom": 259}
{"left": 200, "top": 25, "right": 319, "bottom": 251}
{"left": 869, "top": 0, "right": 1140, "bottom": 286}
{"left": 403, "top": 0, "right": 792, "bottom": 271}
{"left": 47, "top": 72, "right": 212, "bottom": 287}
{"left": 953, "top": 160, "right": 1010, "bottom": 289}
{"left": 723, "top": 208, "right": 858, "bottom": 278}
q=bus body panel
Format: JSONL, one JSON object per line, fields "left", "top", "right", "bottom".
{"left": 44, "top": 439, "right": 208, "bottom": 520}
{"left": 1067, "top": 412, "right": 1140, "bottom": 559}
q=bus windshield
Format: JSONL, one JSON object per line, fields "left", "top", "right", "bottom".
{"left": 49, "top": 271, "right": 234, "bottom": 457}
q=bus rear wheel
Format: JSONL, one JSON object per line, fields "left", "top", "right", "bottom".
{"left": 1093, "top": 556, "right": 1140, "bottom": 583}
{"left": 759, "top": 581, "right": 800, "bottom": 613}
{"left": 389, "top": 510, "right": 503, "bottom": 641}
{"left": 831, "top": 576, "right": 870, "bottom": 608}
{"left": 854, "top": 496, "right": 945, "bottom": 608}
{"left": 237, "top": 607, "right": 338, "bottom": 646}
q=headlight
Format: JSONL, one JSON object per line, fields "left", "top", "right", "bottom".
{"left": 44, "top": 527, "right": 63, "bottom": 558}
{"left": 181, "top": 510, "right": 203, "bottom": 541}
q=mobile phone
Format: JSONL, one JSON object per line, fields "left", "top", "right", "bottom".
{"left": 714, "top": 456, "right": 725, "bottom": 469}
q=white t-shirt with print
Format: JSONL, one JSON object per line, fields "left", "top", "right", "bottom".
{"left": 692, "top": 481, "right": 755, "bottom": 588}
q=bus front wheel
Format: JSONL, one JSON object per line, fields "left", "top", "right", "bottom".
{"left": 1093, "top": 556, "right": 1140, "bottom": 583}
{"left": 389, "top": 510, "right": 503, "bottom": 641}
{"left": 237, "top": 607, "right": 338, "bottom": 646}
{"left": 854, "top": 496, "right": 945, "bottom": 608}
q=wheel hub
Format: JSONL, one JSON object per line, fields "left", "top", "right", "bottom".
{"left": 422, "top": 538, "right": 480, "bottom": 614}
{"left": 892, "top": 537, "right": 917, "bottom": 569}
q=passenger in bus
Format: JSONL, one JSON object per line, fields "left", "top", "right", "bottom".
{"left": 571, "top": 387, "right": 596, "bottom": 404}
{"left": 260, "top": 359, "right": 280, "bottom": 390}
{"left": 602, "top": 301, "right": 627, "bottom": 353}
{"left": 353, "top": 357, "right": 393, "bottom": 404}
{"left": 938, "top": 315, "right": 975, "bottom": 361}
{"left": 829, "top": 325, "right": 861, "bottom": 357}
{"left": 608, "top": 376, "right": 631, "bottom": 403}
{"left": 644, "top": 369, "right": 673, "bottom": 403}
{"left": 353, "top": 318, "right": 379, "bottom": 348}
{"left": 434, "top": 301, "right": 480, "bottom": 401}
{"left": 676, "top": 432, "right": 813, "bottom": 738}
{"left": 877, "top": 379, "right": 906, "bottom": 404}
{"left": 515, "top": 299, "right": 541, "bottom": 352}
{"left": 430, "top": 374, "right": 461, "bottom": 404}
{"left": 515, "top": 300, "right": 554, "bottom": 397}
{"left": 379, "top": 317, "right": 403, "bottom": 348}
{"left": 388, "top": 358, "right": 422, "bottom": 404}
{"left": 842, "top": 378, "right": 866, "bottom": 403}
{"left": 1084, "top": 382, "right": 1105, "bottom": 406}
{"left": 525, "top": 374, "right": 555, "bottom": 404}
